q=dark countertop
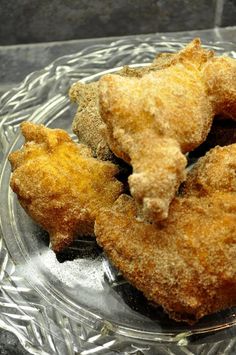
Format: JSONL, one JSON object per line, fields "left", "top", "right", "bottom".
{"left": 0, "top": 0, "right": 221, "bottom": 45}
{"left": 0, "top": 27, "right": 236, "bottom": 354}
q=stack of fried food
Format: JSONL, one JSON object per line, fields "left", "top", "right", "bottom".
{"left": 9, "top": 38, "right": 236, "bottom": 324}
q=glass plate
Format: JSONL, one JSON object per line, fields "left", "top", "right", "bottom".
{"left": 0, "top": 36, "right": 236, "bottom": 355}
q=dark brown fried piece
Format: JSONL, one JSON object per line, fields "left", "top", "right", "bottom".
{"left": 95, "top": 144, "right": 236, "bottom": 324}
{"left": 9, "top": 122, "right": 123, "bottom": 252}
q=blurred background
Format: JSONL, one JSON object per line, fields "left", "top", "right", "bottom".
{"left": 0, "top": 0, "right": 235, "bottom": 45}
{"left": 0, "top": 0, "right": 236, "bottom": 96}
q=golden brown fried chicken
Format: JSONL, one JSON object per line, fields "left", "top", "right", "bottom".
{"left": 99, "top": 38, "right": 236, "bottom": 222}
{"left": 69, "top": 58, "right": 173, "bottom": 161}
{"left": 9, "top": 122, "right": 123, "bottom": 252}
{"left": 95, "top": 144, "right": 236, "bottom": 324}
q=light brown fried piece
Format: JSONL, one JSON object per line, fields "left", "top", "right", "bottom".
{"left": 204, "top": 56, "right": 236, "bottom": 118}
{"left": 95, "top": 144, "right": 236, "bottom": 324}
{"left": 9, "top": 122, "right": 123, "bottom": 252}
{"left": 99, "top": 39, "right": 210, "bottom": 220}
{"left": 152, "top": 43, "right": 236, "bottom": 118}
{"left": 69, "top": 58, "right": 172, "bottom": 161}
{"left": 184, "top": 144, "right": 236, "bottom": 196}
{"left": 99, "top": 38, "right": 236, "bottom": 221}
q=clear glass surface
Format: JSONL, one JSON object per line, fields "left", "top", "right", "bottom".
{"left": 0, "top": 36, "right": 236, "bottom": 354}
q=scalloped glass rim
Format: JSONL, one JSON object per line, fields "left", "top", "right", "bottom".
{"left": 0, "top": 36, "right": 236, "bottom": 353}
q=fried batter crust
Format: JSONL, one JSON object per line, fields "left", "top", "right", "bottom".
{"left": 99, "top": 38, "right": 236, "bottom": 222}
{"left": 69, "top": 56, "right": 174, "bottom": 161}
{"left": 70, "top": 81, "right": 113, "bottom": 161}
{"left": 9, "top": 122, "right": 123, "bottom": 252}
{"left": 95, "top": 144, "right": 236, "bottom": 323}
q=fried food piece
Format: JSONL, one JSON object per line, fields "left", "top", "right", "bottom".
{"left": 70, "top": 81, "right": 113, "bottom": 161}
{"left": 99, "top": 38, "right": 236, "bottom": 221}
{"left": 69, "top": 58, "right": 173, "bottom": 161}
{"left": 184, "top": 144, "right": 236, "bottom": 196}
{"left": 9, "top": 122, "right": 123, "bottom": 252}
{"left": 95, "top": 144, "right": 236, "bottom": 323}
{"left": 204, "top": 56, "right": 236, "bottom": 118}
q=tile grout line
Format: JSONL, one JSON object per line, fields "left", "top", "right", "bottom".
{"left": 214, "top": 0, "right": 225, "bottom": 27}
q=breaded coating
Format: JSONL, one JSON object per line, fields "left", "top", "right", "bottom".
{"left": 95, "top": 144, "right": 236, "bottom": 324}
{"left": 69, "top": 58, "right": 171, "bottom": 161}
{"left": 99, "top": 39, "right": 211, "bottom": 220}
{"left": 70, "top": 81, "right": 113, "bottom": 161}
{"left": 203, "top": 56, "right": 236, "bottom": 118}
{"left": 184, "top": 144, "right": 236, "bottom": 195}
{"left": 9, "top": 122, "right": 123, "bottom": 252}
{"left": 99, "top": 38, "right": 236, "bottom": 222}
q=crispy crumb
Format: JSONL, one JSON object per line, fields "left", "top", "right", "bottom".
{"left": 95, "top": 144, "right": 236, "bottom": 324}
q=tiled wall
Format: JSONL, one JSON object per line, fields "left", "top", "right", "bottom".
{"left": 0, "top": 0, "right": 234, "bottom": 45}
